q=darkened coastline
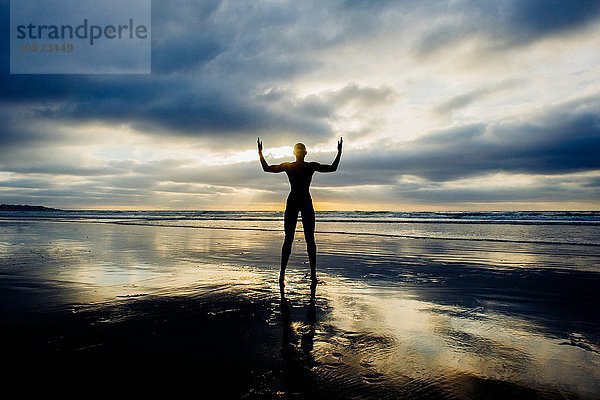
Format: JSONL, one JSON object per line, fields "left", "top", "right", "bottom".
{"left": 0, "top": 204, "right": 61, "bottom": 211}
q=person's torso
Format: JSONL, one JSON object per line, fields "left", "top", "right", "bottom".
{"left": 285, "top": 161, "right": 315, "bottom": 202}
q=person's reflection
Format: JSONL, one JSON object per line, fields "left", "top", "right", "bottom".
{"left": 302, "top": 282, "right": 317, "bottom": 356}
{"left": 279, "top": 281, "right": 318, "bottom": 394}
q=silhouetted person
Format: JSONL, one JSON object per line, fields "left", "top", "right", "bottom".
{"left": 258, "top": 137, "right": 343, "bottom": 285}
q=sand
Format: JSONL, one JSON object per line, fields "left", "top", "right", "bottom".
{"left": 1, "top": 219, "right": 599, "bottom": 398}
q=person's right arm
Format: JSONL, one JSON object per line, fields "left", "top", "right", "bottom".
{"left": 258, "top": 137, "right": 286, "bottom": 173}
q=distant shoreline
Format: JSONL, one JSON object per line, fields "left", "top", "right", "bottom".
{"left": 0, "top": 204, "right": 61, "bottom": 211}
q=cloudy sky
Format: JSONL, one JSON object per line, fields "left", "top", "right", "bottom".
{"left": 1, "top": 0, "right": 600, "bottom": 210}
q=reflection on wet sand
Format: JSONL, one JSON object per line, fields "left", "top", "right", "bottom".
{"left": 279, "top": 281, "right": 317, "bottom": 397}
{"left": 1, "top": 220, "right": 599, "bottom": 399}
{"left": 310, "top": 279, "right": 600, "bottom": 399}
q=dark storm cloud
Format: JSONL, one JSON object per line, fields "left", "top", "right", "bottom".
{"left": 0, "top": 126, "right": 129, "bottom": 176}
{"left": 119, "top": 93, "right": 600, "bottom": 196}
{"left": 0, "top": 176, "right": 54, "bottom": 189}
{"left": 390, "top": 181, "right": 600, "bottom": 204}
{"left": 0, "top": 0, "right": 406, "bottom": 148}
{"left": 309, "top": 172, "right": 600, "bottom": 206}
{"left": 150, "top": 0, "right": 224, "bottom": 74}
{"left": 147, "top": 159, "right": 290, "bottom": 192}
{"left": 0, "top": 156, "right": 120, "bottom": 176}
{"left": 316, "top": 95, "right": 600, "bottom": 186}
{"left": 507, "top": 0, "right": 600, "bottom": 38}
{"left": 0, "top": 116, "right": 54, "bottom": 147}
{"left": 4, "top": 94, "right": 596, "bottom": 199}
{"left": 416, "top": 0, "right": 600, "bottom": 55}
{"left": 0, "top": 1, "right": 329, "bottom": 145}
{"left": 582, "top": 177, "right": 600, "bottom": 188}
{"left": 0, "top": 0, "right": 397, "bottom": 147}
{"left": 0, "top": 74, "right": 332, "bottom": 143}
{"left": 4, "top": 0, "right": 594, "bottom": 148}
{"left": 0, "top": 157, "right": 275, "bottom": 209}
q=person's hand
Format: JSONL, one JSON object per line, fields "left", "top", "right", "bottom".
{"left": 257, "top": 137, "right": 263, "bottom": 153}
{"left": 337, "top": 137, "right": 343, "bottom": 153}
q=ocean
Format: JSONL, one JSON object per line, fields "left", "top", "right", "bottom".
{"left": 2, "top": 209, "right": 599, "bottom": 245}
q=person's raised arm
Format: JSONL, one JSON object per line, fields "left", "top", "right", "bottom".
{"left": 258, "top": 137, "right": 285, "bottom": 173}
{"left": 315, "top": 137, "right": 343, "bottom": 173}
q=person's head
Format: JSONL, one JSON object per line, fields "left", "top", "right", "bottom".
{"left": 293, "top": 143, "right": 307, "bottom": 160}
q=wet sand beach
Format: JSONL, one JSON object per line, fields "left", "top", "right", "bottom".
{"left": 1, "top": 219, "right": 599, "bottom": 398}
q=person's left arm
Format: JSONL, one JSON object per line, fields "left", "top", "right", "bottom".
{"left": 315, "top": 137, "right": 343, "bottom": 173}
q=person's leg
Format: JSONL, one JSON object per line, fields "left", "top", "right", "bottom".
{"left": 301, "top": 206, "right": 317, "bottom": 281}
{"left": 281, "top": 206, "right": 298, "bottom": 284}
